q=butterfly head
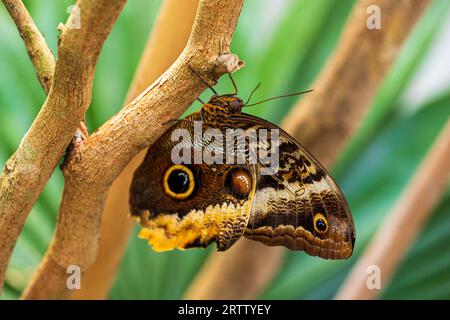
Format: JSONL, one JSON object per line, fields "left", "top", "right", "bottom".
{"left": 207, "top": 94, "right": 244, "bottom": 113}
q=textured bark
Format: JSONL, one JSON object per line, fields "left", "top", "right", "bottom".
{"left": 185, "top": 0, "right": 430, "bottom": 300}
{"left": 22, "top": 0, "right": 244, "bottom": 300}
{"left": 336, "top": 119, "right": 450, "bottom": 300}
{"left": 0, "top": 0, "right": 127, "bottom": 293}
{"left": 2, "top": 0, "right": 55, "bottom": 92}
{"left": 2, "top": 0, "right": 89, "bottom": 162}
{"left": 71, "top": 0, "right": 200, "bottom": 300}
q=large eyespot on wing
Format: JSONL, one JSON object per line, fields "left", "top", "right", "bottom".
{"left": 230, "top": 113, "right": 356, "bottom": 260}
{"left": 162, "top": 164, "right": 196, "bottom": 200}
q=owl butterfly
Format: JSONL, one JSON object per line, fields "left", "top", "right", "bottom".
{"left": 130, "top": 70, "right": 355, "bottom": 260}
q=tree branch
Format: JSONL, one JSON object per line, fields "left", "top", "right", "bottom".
{"left": 0, "top": 0, "right": 127, "bottom": 293}
{"left": 185, "top": 0, "right": 430, "bottom": 299}
{"left": 2, "top": 0, "right": 55, "bottom": 92}
{"left": 282, "top": 0, "right": 431, "bottom": 167}
{"left": 336, "top": 119, "right": 450, "bottom": 300}
{"left": 1, "top": 0, "right": 89, "bottom": 149}
{"left": 22, "top": 0, "right": 244, "bottom": 300}
{"left": 70, "top": 0, "right": 200, "bottom": 300}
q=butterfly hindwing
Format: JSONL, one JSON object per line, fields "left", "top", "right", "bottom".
{"left": 130, "top": 112, "right": 256, "bottom": 252}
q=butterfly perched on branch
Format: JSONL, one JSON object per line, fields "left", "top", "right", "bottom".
{"left": 130, "top": 68, "right": 355, "bottom": 260}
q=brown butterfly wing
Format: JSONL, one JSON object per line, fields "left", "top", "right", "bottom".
{"left": 230, "top": 113, "right": 355, "bottom": 259}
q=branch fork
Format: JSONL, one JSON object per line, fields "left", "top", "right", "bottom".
{"left": 20, "top": 0, "right": 244, "bottom": 299}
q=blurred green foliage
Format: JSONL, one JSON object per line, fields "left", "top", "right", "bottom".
{"left": 0, "top": 0, "right": 449, "bottom": 300}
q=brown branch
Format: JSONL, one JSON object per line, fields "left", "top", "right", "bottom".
{"left": 336, "top": 119, "right": 450, "bottom": 300}
{"left": 0, "top": 0, "right": 127, "bottom": 293}
{"left": 185, "top": 0, "right": 430, "bottom": 299}
{"left": 70, "top": 0, "right": 200, "bottom": 300}
{"left": 1, "top": 0, "right": 89, "bottom": 149}
{"left": 2, "top": 0, "right": 55, "bottom": 92}
{"left": 283, "top": 0, "right": 431, "bottom": 167}
{"left": 185, "top": 240, "right": 285, "bottom": 299}
{"left": 2, "top": 0, "right": 90, "bottom": 157}
{"left": 22, "top": 0, "right": 244, "bottom": 300}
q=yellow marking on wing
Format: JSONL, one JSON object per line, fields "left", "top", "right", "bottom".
{"left": 138, "top": 201, "right": 250, "bottom": 252}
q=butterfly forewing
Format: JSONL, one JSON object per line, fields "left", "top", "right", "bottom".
{"left": 230, "top": 114, "right": 355, "bottom": 259}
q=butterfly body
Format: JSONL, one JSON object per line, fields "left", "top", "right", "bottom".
{"left": 130, "top": 93, "right": 355, "bottom": 259}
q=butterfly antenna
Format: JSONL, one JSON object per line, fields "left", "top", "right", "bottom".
{"left": 244, "top": 89, "right": 313, "bottom": 107}
{"left": 243, "top": 82, "right": 261, "bottom": 106}
{"left": 188, "top": 65, "right": 218, "bottom": 95}
{"left": 197, "top": 97, "right": 205, "bottom": 104}
{"left": 228, "top": 72, "right": 238, "bottom": 95}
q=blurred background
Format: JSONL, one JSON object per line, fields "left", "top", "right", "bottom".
{"left": 1, "top": 0, "right": 449, "bottom": 299}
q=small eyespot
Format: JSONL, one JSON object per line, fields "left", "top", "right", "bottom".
{"left": 163, "top": 165, "right": 195, "bottom": 200}
{"left": 313, "top": 213, "right": 328, "bottom": 234}
{"left": 225, "top": 168, "right": 252, "bottom": 200}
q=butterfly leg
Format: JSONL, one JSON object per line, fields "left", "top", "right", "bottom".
{"left": 188, "top": 64, "right": 219, "bottom": 95}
